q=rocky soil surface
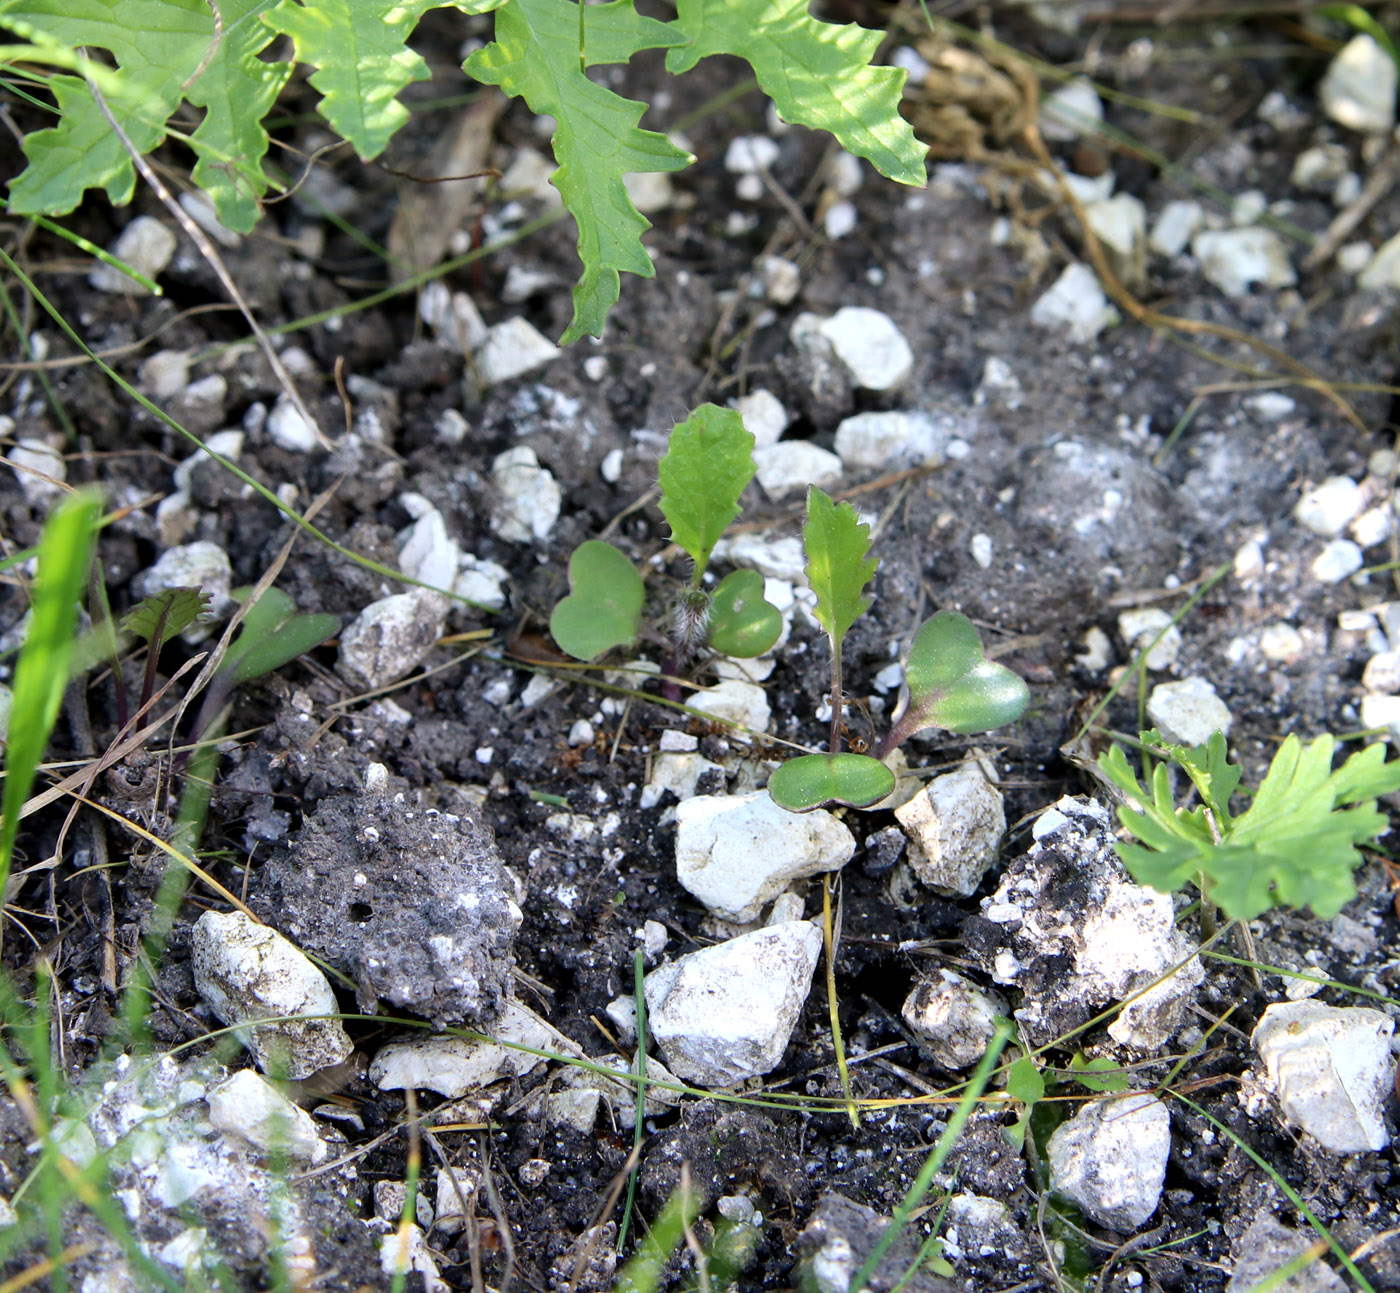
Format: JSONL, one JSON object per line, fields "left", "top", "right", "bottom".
{"left": 2, "top": 3, "right": 1400, "bottom": 1291}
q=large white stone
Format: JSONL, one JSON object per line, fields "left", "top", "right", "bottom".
{"left": 1319, "top": 34, "right": 1397, "bottom": 134}
{"left": 205, "top": 1070, "right": 327, "bottom": 1165}
{"left": 686, "top": 677, "right": 771, "bottom": 734}
{"left": 753, "top": 441, "right": 842, "bottom": 500}
{"left": 1294, "top": 476, "right": 1364, "bottom": 537}
{"left": 190, "top": 910, "right": 352, "bottom": 1079}
{"left": 1192, "top": 228, "right": 1296, "bottom": 298}
{"left": 901, "top": 969, "right": 1006, "bottom": 1070}
{"left": 834, "top": 411, "right": 946, "bottom": 471}
{"left": 90, "top": 216, "right": 177, "bottom": 294}
{"left": 1252, "top": 1001, "right": 1394, "bottom": 1152}
{"left": 6, "top": 437, "right": 66, "bottom": 506}
{"left": 1030, "top": 262, "right": 1116, "bottom": 342}
{"left": 1047, "top": 1095, "right": 1171, "bottom": 1231}
{"left": 675, "top": 791, "right": 854, "bottom": 922}
{"left": 337, "top": 589, "right": 446, "bottom": 690}
{"left": 474, "top": 317, "right": 560, "bottom": 386}
{"left": 1146, "top": 676, "right": 1233, "bottom": 746}
{"left": 645, "top": 920, "right": 824, "bottom": 1085}
{"left": 490, "top": 445, "right": 561, "bottom": 543}
{"left": 818, "top": 308, "right": 914, "bottom": 391}
{"left": 894, "top": 757, "right": 1006, "bottom": 896}
{"left": 1358, "top": 231, "right": 1400, "bottom": 291}
{"left": 1040, "top": 77, "right": 1104, "bottom": 142}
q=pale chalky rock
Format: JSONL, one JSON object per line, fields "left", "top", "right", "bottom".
{"left": 475, "top": 317, "right": 560, "bottom": 386}
{"left": 1359, "top": 231, "right": 1400, "bottom": 291}
{"left": 419, "top": 282, "right": 487, "bottom": 352}
{"left": 490, "top": 446, "right": 561, "bottom": 543}
{"left": 337, "top": 589, "right": 446, "bottom": 690}
{"left": 1311, "top": 538, "right": 1363, "bottom": 584}
{"left": 675, "top": 791, "right": 855, "bottom": 922}
{"left": 1047, "top": 1095, "right": 1171, "bottom": 1231}
{"left": 1084, "top": 194, "right": 1147, "bottom": 284}
{"left": 1039, "top": 77, "right": 1103, "bottom": 142}
{"left": 724, "top": 135, "right": 780, "bottom": 173}
{"left": 205, "top": 1070, "right": 327, "bottom": 1165}
{"left": 1118, "top": 608, "right": 1181, "bottom": 671}
{"left": 833, "top": 410, "right": 946, "bottom": 471}
{"left": 1360, "top": 692, "right": 1400, "bottom": 742}
{"left": 1030, "top": 262, "right": 1116, "bottom": 341}
{"left": 266, "top": 395, "right": 319, "bottom": 453}
{"left": 1192, "top": 228, "right": 1296, "bottom": 298}
{"left": 89, "top": 216, "right": 177, "bottom": 294}
{"left": 686, "top": 677, "right": 771, "bottom": 733}
{"left": 370, "top": 999, "right": 567, "bottom": 1097}
{"left": 733, "top": 388, "right": 789, "bottom": 446}
{"left": 1252, "top": 1001, "right": 1394, "bottom": 1152}
{"left": 455, "top": 554, "right": 509, "bottom": 611}
{"left": 818, "top": 307, "right": 914, "bottom": 391}
{"left": 1148, "top": 200, "right": 1203, "bottom": 259}
{"left": 753, "top": 441, "right": 842, "bottom": 500}
{"left": 712, "top": 532, "right": 807, "bottom": 582}
{"left": 1294, "top": 476, "right": 1364, "bottom": 537}
{"left": 640, "top": 749, "right": 724, "bottom": 809}
{"left": 901, "top": 969, "right": 1006, "bottom": 1070}
{"left": 1227, "top": 1214, "right": 1349, "bottom": 1293}
{"left": 645, "top": 920, "right": 824, "bottom": 1085}
{"left": 1320, "top": 34, "right": 1396, "bottom": 134}
{"left": 139, "top": 350, "right": 191, "bottom": 400}
{"left": 557, "top": 1052, "right": 684, "bottom": 1129}
{"left": 133, "top": 540, "right": 232, "bottom": 618}
{"left": 6, "top": 437, "right": 66, "bottom": 506}
{"left": 894, "top": 757, "right": 1005, "bottom": 896}
{"left": 1146, "top": 676, "right": 1232, "bottom": 746}
{"left": 1363, "top": 650, "right": 1400, "bottom": 693}
{"left": 190, "top": 910, "right": 352, "bottom": 1079}
{"left": 398, "top": 502, "right": 459, "bottom": 590}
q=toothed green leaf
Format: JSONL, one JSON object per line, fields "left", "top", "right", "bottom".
{"left": 802, "top": 486, "right": 877, "bottom": 648}
{"left": 550, "top": 540, "right": 644, "bottom": 661}
{"left": 121, "top": 587, "right": 211, "bottom": 647}
{"left": 658, "top": 405, "right": 756, "bottom": 577}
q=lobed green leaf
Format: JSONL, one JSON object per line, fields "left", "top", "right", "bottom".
{"left": 658, "top": 405, "right": 755, "bottom": 579}
{"left": 802, "top": 486, "right": 877, "bottom": 648}
{"left": 121, "top": 587, "right": 211, "bottom": 647}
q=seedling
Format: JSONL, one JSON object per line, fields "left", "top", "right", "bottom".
{"left": 549, "top": 404, "right": 782, "bottom": 675}
{"left": 1098, "top": 729, "right": 1400, "bottom": 921}
{"left": 767, "top": 487, "right": 1029, "bottom": 813}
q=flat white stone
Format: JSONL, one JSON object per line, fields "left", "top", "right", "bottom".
{"left": 1146, "top": 676, "right": 1233, "bottom": 746}
{"left": 1040, "top": 77, "right": 1104, "bottom": 142}
{"left": 645, "top": 920, "right": 824, "bottom": 1085}
{"left": 641, "top": 750, "right": 724, "bottom": 809}
{"left": 1311, "top": 538, "right": 1363, "bottom": 584}
{"left": 399, "top": 506, "right": 459, "bottom": 590}
{"left": 712, "top": 533, "right": 807, "bottom": 582}
{"left": 337, "top": 589, "right": 446, "bottom": 690}
{"left": 475, "top": 318, "right": 560, "bottom": 386}
{"left": 834, "top": 410, "right": 945, "bottom": 471}
{"left": 6, "top": 437, "right": 66, "bottom": 506}
{"left": 90, "top": 216, "right": 177, "bottom": 294}
{"left": 190, "top": 910, "right": 352, "bottom": 1079}
{"left": 725, "top": 136, "right": 780, "bottom": 173}
{"left": 1320, "top": 34, "right": 1396, "bottom": 134}
{"left": 686, "top": 677, "right": 771, "bottom": 734}
{"left": 734, "top": 389, "right": 789, "bottom": 447}
{"left": 1359, "top": 230, "right": 1400, "bottom": 291}
{"left": 1192, "top": 228, "right": 1296, "bottom": 298}
{"left": 1030, "top": 262, "right": 1116, "bottom": 342}
{"left": 132, "top": 541, "right": 232, "bottom": 618}
{"left": 490, "top": 445, "right": 561, "bottom": 543}
{"left": 1295, "top": 476, "right": 1364, "bottom": 537}
{"left": 1253, "top": 1001, "right": 1394, "bottom": 1152}
{"left": 266, "top": 395, "right": 319, "bottom": 453}
{"left": 1118, "top": 608, "right": 1181, "bottom": 671}
{"left": 205, "top": 1070, "right": 327, "bottom": 1164}
{"left": 1258, "top": 623, "right": 1305, "bottom": 665}
{"left": 675, "top": 791, "right": 854, "bottom": 922}
{"left": 894, "top": 757, "right": 1005, "bottom": 896}
{"left": 818, "top": 307, "right": 914, "bottom": 391}
{"left": 902, "top": 969, "right": 1006, "bottom": 1069}
{"left": 1047, "top": 1095, "right": 1171, "bottom": 1230}
{"left": 753, "top": 441, "right": 842, "bottom": 500}
{"left": 455, "top": 554, "right": 509, "bottom": 611}
{"left": 1085, "top": 194, "right": 1146, "bottom": 260}
{"left": 420, "top": 283, "right": 487, "bottom": 353}
{"left": 970, "top": 533, "right": 993, "bottom": 569}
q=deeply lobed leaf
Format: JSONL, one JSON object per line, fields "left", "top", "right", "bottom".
{"left": 657, "top": 405, "right": 755, "bottom": 578}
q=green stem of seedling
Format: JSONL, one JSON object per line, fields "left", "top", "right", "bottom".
{"left": 828, "top": 636, "right": 843, "bottom": 756}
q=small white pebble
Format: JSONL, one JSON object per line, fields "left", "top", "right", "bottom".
{"left": 970, "top": 533, "right": 994, "bottom": 568}
{"left": 823, "top": 201, "right": 858, "bottom": 239}
{"left": 1311, "top": 538, "right": 1364, "bottom": 583}
{"left": 568, "top": 720, "right": 595, "bottom": 747}
{"left": 1363, "top": 651, "right": 1400, "bottom": 694}
{"left": 475, "top": 747, "right": 495, "bottom": 765}
{"left": 1258, "top": 623, "right": 1304, "bottom": 664}
{"left": 584, "top": 356, "right": 608, "bottom": 381}
{"left": 600, "top": 448, "right": 624, "bottom": 483}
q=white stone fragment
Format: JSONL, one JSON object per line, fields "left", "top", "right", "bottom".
{"left": 825, "top": 151, "right": 864, "bottom": 197}
{"left": 894, "top": 757, "right": 1006, "bottom": 896}
{"left": 1227, "top": 1214, "right": 1349, "bottom": 1293}
{"left": 490, "top": 445, "right": 561, "bottom": 543}
{"left": 380, "top": 1224, "right": 448, "bottom": 1293}
{"left": 753, "top": 441, "right": 842, "bottom": 500}
{"left": 1291, "top": 143, "right": 1350, "bottom": 191}
{"left": 90, "top": 216, "right": 177, "bottom": 294}
{"left": 370, "top": 1000, "right": 567, "bottom": 1097}
{"left": 1117, "top": 608, "right": 1180, "bottom": 671}
{"left": 419, "top": 283, "right": 487, "bottom": 353}
{"left": 970, "top": 533, "right": 994, "bottom": 568}
{"left": 499, "top": 147, "right": 560, "bottom": 204}
{"left": 1339, "top": 240, "right": 1375, "bottom": 275}
{"left": 1252, "top": 1001, "right": 1394, "bottom": 1152}
{"left": 675, "top": 791, "right": 854, "bottom": 922}
{"left": 1040, "top": 77, "right": 1104, "bottom": 142}
{"left": 1319, "top": 34, "right": 1397, "bottom": 134}
{"left": 1258, "top": 623, "right": 1305, "bottom": 665}
{"left": 1361, "top": 691, "right": 1400, "bottom": 741}
{"left": 975, "top": 357, "right": 1023, "bottom": 409}
{"left": 266, "top": 395, "right": 319, "bottom": 453}
{"left": 179, "top": 190, "right": 241, "bottom": 248}
{"left": 834, "top": 410, "right": 944, "bottom": 471}
{"left": 1030, "top": 262, "right": 1116, "bottom": 341}
{"left": 205, "top": 1070, "right": 327, "bottom": 1165}
{"left": 902, "top": 969, "right": 1006, "bottom": 1069}
{"left": 6, "top": 437, "right": 66, "bottom": 506}
{"left": 337, "top": 589, "right": 446, "bottom": 690}
{"left": 1246, "top": 392, "right": 1296, "bottom": 421}
{"left": 687, "top": 677, "right": 771, "bottom": 734}
{"left": 823, "top": 201, "right": 857, "bottom": 239}
{"left": 641, "top": 751, "right": 724, "bottom": 809}
{"left": 455, "top": 554, "right": 509, "bottom": 611}
{"left": 1047, "top": 1095, "right": 1171, "bottom": 1230}
{"left": 1076, "top": 626, "right": 1113, "bottom": 673}
{"left": 1352, "top": 505, "right": 1393, "bottom": 548}
{"left": 734, "top": 389, "right": 789, "bottom": 447}
{"left": 712, "top": 532, "right": 807, "bottom": 582}
{"left": 1311, "top": 538, "right": 1363, "bottom": 584}
{"left": 475, "top": 318, "right": 560, "bottom": 386}
{"left": 139, "top": 350, "right": 191, "bottom": 400}
{"left": 1192, "top": 228, "right": 1296, "bottom": 298}
{"left": 645, "top": 920, "right": 825, "bottom": 1085}
{"left": 757, "top": 256, "right": 801, "bottom": 305}
{"left": 1145, "top": 677, "right": 1232, "bottom": 746}
{"left": 190, "top": 910, "right": 352, "bottom": 1079}
{"left": 1085, "top": 194, "right": 1146, "bottom": 273}
{"left": 1294, "top": 476, "right": 1364, "bottom": 537}
{"left": 1363, "top": 650, "right": 1400, "bottom": 693}
{"left": 132, "top": 541, "right": 232, "bottom": 617}
{"left": 1231, "top": 190, "right": 1268, "bottom": 226}
{"left": 398, "top": 505, "right": 459, "bottom": 590}
{"left": 818, "top": 307, "right": 915, "bottom": 391}
{"left": 725, "top": 136, "right": 780, "bottom": 173}
{"left": 1359, "top": 230, "right": 1400, "bottom": 290}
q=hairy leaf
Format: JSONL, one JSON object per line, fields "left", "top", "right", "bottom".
{"left": 767, "top": 752, "right": 894, "bottom": 812}
{"left": 550, "top": 540, "right": 644, "bottom": 660}
{"left": 1099, "top": 731, "right": 1400, "bottom": 921}
{"left": 802, "top": 486, "right": 877, "bottom": 648}
{"left": 121, "top": 587, "right": 211, "bottom": 647}
{"left": 658, "top": 405, "right": 755, "bottom": 578}
{"left": 465, "top": 0, "right": 692, "bottom": 342}
{"left": 666, "top": 0, "right": 926, "bottom": 186}
{"left": 707, "top": 569, "right": 781, "bottom": 658}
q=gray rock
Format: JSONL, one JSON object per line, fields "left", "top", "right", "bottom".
{"left": 1252, "top": 1001, "right": 1394, "bottom": 1152}
{"left": 204, "top": 1070, "right": 327, "bottom": 1165}
{"left": 1146, "top": 676, "right": 1233, "bottom": 745}
{"left": 190, "top": 910, "right": 352, "bottom": 1079}
{"left": 1192, "top": 228, "right": 1296, "bottom": 298}
{"left": 89, "top": 216, "right": 176, "bottom": 294}
{"left": 1227, "top": 1214, "right": 1348, "bottom": 1293}
{"left": 490, "top": 445, "right": 561, "bottom": 543}
{"left": 798, "top": 1194, "right": 958, "bottom": 1293}
{"left": 902, "top": 969, "right": 1007, "bottom": 1069}
{"left": 645, "top": 920, "right": 824, "bottom": 1085}
{"left": 337, "top": 589, "right": 446, "bottom": 690}
{"left": 253, "top": 789, "right": 521, "bottom": 1028}
{"left": 1319, "top": 34, "right": 1396, "bottom": 134}
{"left": 1047, "top": 1094, "right": 1171, "bottom": 1231}
{"left": 675, "top": 791, "right": 855, "bottom": 922}
{"left": 894, "top": 756, "right": 1006, "bottom": 896}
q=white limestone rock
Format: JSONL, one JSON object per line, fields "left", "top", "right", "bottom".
{"left": 675, "top": 791, "right": 855, "bottom": 922}
{"left": 1030, "top": 262, "right": 1116, "bottom": 341}
{"left": 205, "top": 1070, "right": 327, "bottom": 1165}
{"left": 190, "top": 910, "right": 352, "bottom": 1080}
{"left": 266, "top": 395, "right": 319, "bottom": 453}
{"left": 1192, "top": 228, "right": 1296, "bottom": 298}
{"left": 1118, "top": 608, "right": 1181, "bottom": 671}
{"left": 1295, "top": 476, "right": 1364, "bottom": 537}
{"left": 1149, "top": 200, "right": 1203, "bottom": 258}
{"left": 753, "top": 441, "right": 842, "bottom": 499}
{"left": 686, "top": 677, "right": 771, "bottom": 733}
{"left": 398, "top": 501, "right": 460, "bottom": 590}
{"left": 733, "top": 388, "right": 789, "bottom": 446}
{"left": 132, "top": 541, "right": 233, "bottom": 619}
{"left": 1319, "top": 34, "right": 1397, "bottom": 134}
{"left": 419, "top": 283, "right": 487, "bottom": 353}
{"left": 1252, "top": 1001, "right": 1394, "bottom": 1152}
{"left": 817, "top": 307, "right": 914, "bottom": 391}
{"left": 724, "top": 135, "right": 780, "bottom": 173}
{"left": 6, "top": 437, "right": 66, "bottom": 506}
{"left": 1311, "top": 538, "right": 1363, "bottom": 584}
{"left": 711, "top": 532, "right": 807, "bottom": 582}
{"left": 1146, "top": 676, "right": 1233, "bottom": 746}
{"left": 1047, "top": 1095, "right": 1171, "bottom": 1231}
{"left": 894, "top": 756, "right": 1006, "bottom": 896}
{"left": 901, "top": 969, "right": 1007, "bottom": 1070}
{"left": 475, "top": 317, "right": 560, "bottom": 386}
{"left": 645, "top": 920, "right": 824, "bottom": 1085}
{"left": 1040, "top": 77, "right": 1103, "bottom": 142}
{"left": 90, "top": 216, "right": 177, "bottom": 294}
{"left": 1084, "top": 194, "right": 1146, "bottom": 283}
{"left": 490, "top": 445, "right": 561, "bottom": 543}
{"left": 337, "top": 589, "right": 445, "bottom": 690}
{"left": 1358, "top": 230, "right": 1400, "bottom": 291}
{"left": 833, "top": 410, "right": 947, "bottom": 471}
{"left": 455, "top": 554, "right": 510, "bottom": 611}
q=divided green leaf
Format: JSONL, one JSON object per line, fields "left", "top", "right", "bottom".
{"left": 550, "top": 540, "right": 644, "bottom": 661}
{"left": 767, "top": 752, "right": 895, "bottom": 812}
{"left": 802, "top": 487, "right": 878, "bottom": 647}
{"left": 707, "top": 569, "right": 781, "bottom": 659}
{"left": 121, "top": 587, "right": 211, "bottom": 648}
{"left": 658, "top": 406, "right": 756, "bottom": 579}
{"left": 1098, "top": 730, "right": 1400, "bottom": 921}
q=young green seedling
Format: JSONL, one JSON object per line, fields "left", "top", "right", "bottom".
{"left": 768, "top": 487, "right": 1030, "bottom": 814}
{"left": 549, "top": 404, "right": 781, "bottom": 674}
